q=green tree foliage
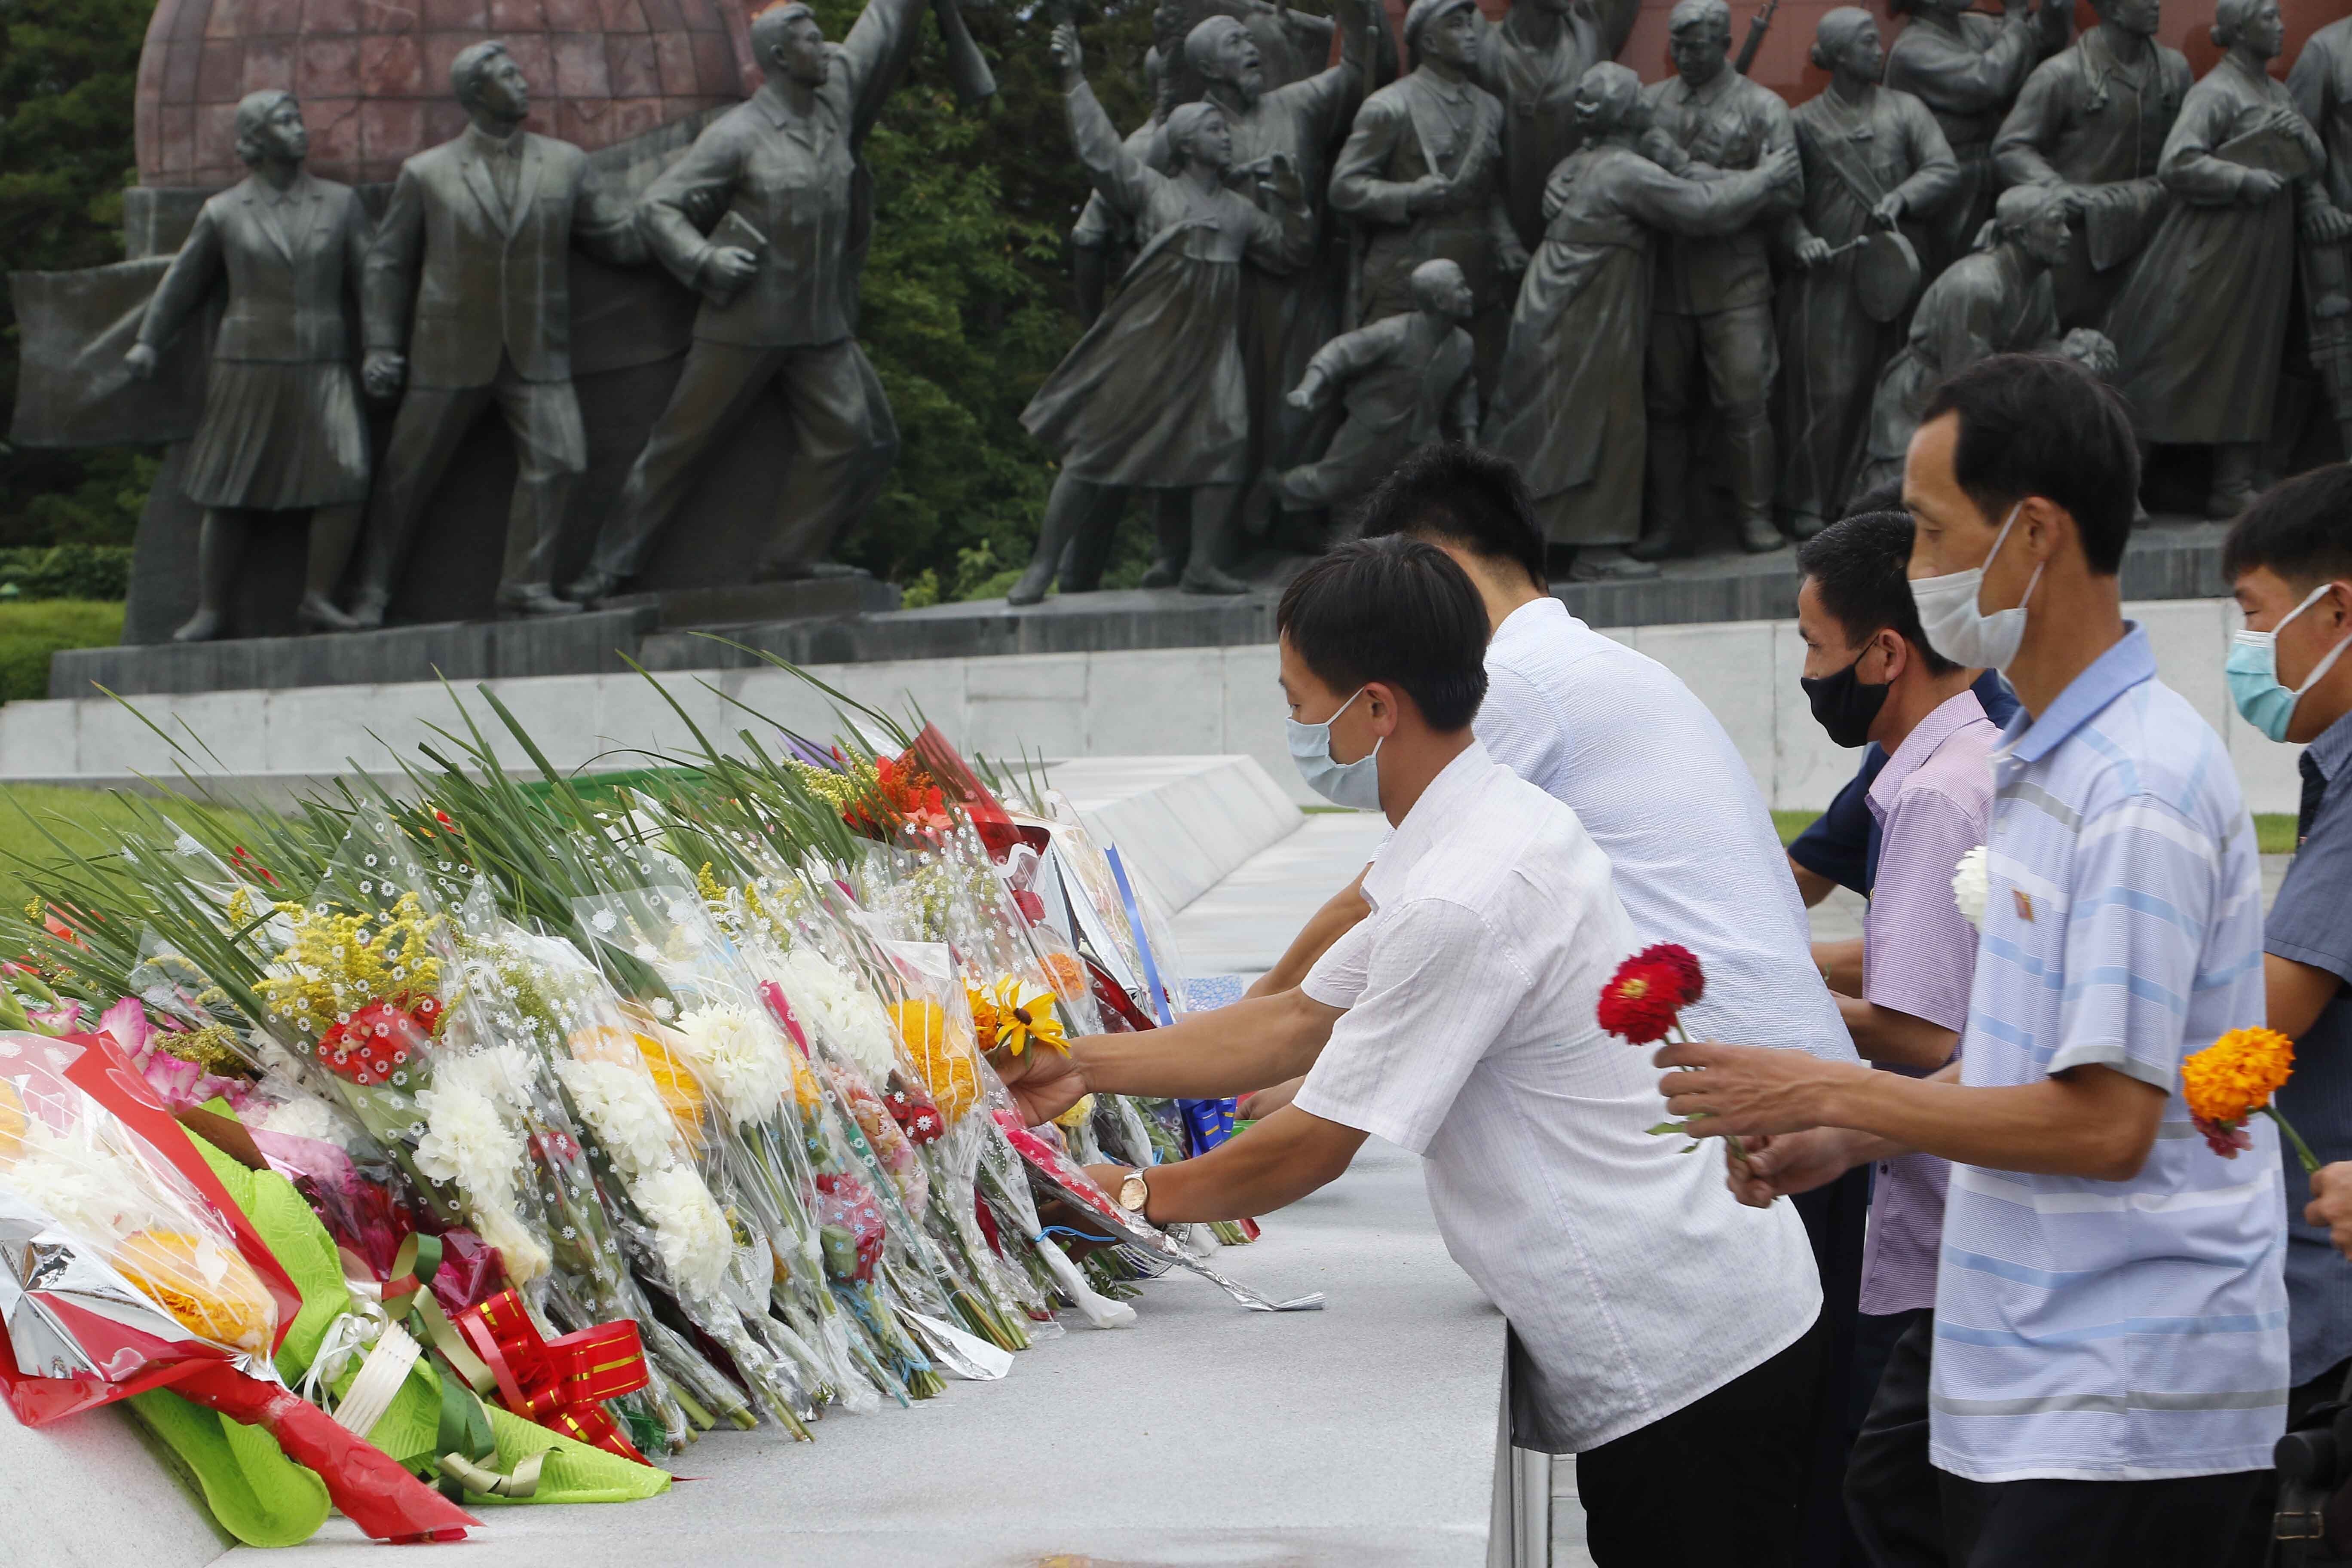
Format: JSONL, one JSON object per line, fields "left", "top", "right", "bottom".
{"left": 815, "top": 0, "right": 1161, "bottom": 595}
{"left": 0, "top": 0, "right": 156, "bottom": 548}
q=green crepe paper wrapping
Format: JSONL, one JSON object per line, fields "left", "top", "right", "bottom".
{"left": 126, "top": 1125, "right": 669, "bottom": 1547}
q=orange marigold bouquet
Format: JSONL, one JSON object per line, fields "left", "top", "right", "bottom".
{"left": 2184, "top": 1026, "right": 2318, "bottom": 1173}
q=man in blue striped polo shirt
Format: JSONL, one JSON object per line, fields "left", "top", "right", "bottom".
{"left": 1659, "top": 353, "right": 2284, "bottom": 1566}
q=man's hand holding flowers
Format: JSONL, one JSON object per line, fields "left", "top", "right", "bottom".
{"left": 1652, "top": 1038, "right": 1882, "bottom": 1139}
{"left": 987, "top": 1036, "right": 1091, "bottom": 1128}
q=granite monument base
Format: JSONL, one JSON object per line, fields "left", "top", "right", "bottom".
{"left": 58, "top": 516, "right": 2234, "bottom": 700}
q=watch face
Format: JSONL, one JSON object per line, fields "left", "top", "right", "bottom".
{"left": 1120, "top": 1173, "right": 1147, "bottom": 1211}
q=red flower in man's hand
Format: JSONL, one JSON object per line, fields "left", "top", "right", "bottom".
{"left": 1598, "top": 959, "right": 1684, "bottom": 1045}
{"left": 1632, "top": 943, "right": 1705, "bottom": 1007}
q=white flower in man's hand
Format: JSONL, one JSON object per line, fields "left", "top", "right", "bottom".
{"left": 1952, "top": 846, "right": 1989, "bottom": 929}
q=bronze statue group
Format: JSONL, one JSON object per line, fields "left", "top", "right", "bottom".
{"left": 1014, "top": 0, "right": 2352, "bottom": 594}
{"left": 127, "top": 0, "right": 2352, "bottom": 637}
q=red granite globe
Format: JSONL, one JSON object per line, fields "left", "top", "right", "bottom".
{"left": 135, "top": 0, "right": 759, "bottom": 189}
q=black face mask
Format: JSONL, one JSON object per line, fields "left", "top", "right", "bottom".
{"left": 1803, "top": 650, "right": 1891, "bottom": 749}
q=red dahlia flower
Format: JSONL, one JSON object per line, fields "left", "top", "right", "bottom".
{"left": 1631, "top": 943, "right": 1704, "bottom": 1006}
{"left": 1597, "top": 959, "right": 1684, "bottom": 1045}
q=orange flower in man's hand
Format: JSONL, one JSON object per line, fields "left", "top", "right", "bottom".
{"left": 2184, "top": 1027, "right": 2312, "bottom": 1169}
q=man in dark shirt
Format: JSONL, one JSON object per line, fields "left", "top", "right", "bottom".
{"left": 2222, "top": 466, "right": 2352, "bottom": 1565}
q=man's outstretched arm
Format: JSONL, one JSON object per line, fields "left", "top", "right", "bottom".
{"left": 993, "top": 986, "right": 1345, "bottom": 1125}
{"left": 1092, "top": 1105, "right": 1369, "bottom": 1224}
{"left": 1245, "top": 865, "right": 1372, "bottom": 999}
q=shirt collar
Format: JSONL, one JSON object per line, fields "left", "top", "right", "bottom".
{"left": 2308, "top": 705, "right": 2352, "bottom": 784}
{"left": 1361, "top": 742, "right": 1495, "bottom": 910}
{"left": 1867, "top": 687, "right": 1988, "bottom": 821}
{"left": 2000, "top": 622, "right": 2156, "bottom": 766}
{"left": 1491, "top": 594, "right": 1568, "bottom": 652}
{"left": 1684, "top": 67, "right": 1732, "bottom": 106}
{"left": 247, "top": 172, "right": 307, "bottom": 205}
{"left": 466, "top": 122, "right": 523, "bottom": 158}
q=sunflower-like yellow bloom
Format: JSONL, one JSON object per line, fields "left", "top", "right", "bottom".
{"left": 982, "top": 976, "right": 1067, "bottom": 1058}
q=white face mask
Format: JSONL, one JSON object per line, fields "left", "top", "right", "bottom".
{"left": 1909, "top": 502, "right": 2043, "bottom": 671}
{"left": 1286, "top": 687, "right": 1384, "bottom": 811}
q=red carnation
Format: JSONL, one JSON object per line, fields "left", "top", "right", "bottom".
{"left": 1632, "top": 943, "right": 1704, "bottom": 1007}
{"left": 1597, "top": 959, "right": 1684, "bottom": 1045}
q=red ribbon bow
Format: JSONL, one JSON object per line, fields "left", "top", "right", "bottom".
{"left": 451, "top": 1289, "right": 652, "bottom": 1462}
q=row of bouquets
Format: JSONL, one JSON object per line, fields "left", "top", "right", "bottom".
{"left": 0, "top": 680, "right": 1305, "bottom": 1546}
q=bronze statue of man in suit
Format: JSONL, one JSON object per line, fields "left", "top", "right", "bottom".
{"left": 125, "top": 89, "right": 373, "bottom": 642}
{"left": 352, "top": 40, "right": 646, "bottom": 625}
{"left": 563, "top": 0, "right": 928, "bottom": 604}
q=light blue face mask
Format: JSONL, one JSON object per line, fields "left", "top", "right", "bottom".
{"left": 1286, "top": 686, "right": 1384, "bottom": 811}
{"left": 2228, "top": 581, "right": 2352, "bottom": 743}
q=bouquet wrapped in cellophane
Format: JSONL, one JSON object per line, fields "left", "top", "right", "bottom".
{"left": 6, "top": 810, "right": 508, "bottom": 1313}
{"left": 251, "top": 814, "right": 699, "bottom": 1455}
{"left": 574, "top": 879, "right": 946, "bottom": 1406}
{"left": 695, "top": 846, "right": 1055, "bottom": 1355}
{"left": 450, "top": 898, "right": 821, "bottom": 1436}
{"left": 0, "top": 1026, "right": 478, "bottom": 1541}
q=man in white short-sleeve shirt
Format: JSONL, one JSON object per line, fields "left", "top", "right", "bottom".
{"left": 995, "top": 536, "right": 1824, "bottom": 1568}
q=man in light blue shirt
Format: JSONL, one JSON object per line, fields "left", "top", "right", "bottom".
{"left": 1664, "top": 353, "right": 2284, "bottom": 1567}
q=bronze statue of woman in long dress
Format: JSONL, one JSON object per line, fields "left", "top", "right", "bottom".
{"left": 2107, "top": 0, "right": 2327, "bottom": 517}
{"left": 1482, "top": 63, "right": 1798, "bottom": 580}
{"left": 1009, "top": 21, "right": 1311, "bottom": 607}
{"left": 124, "top": 90, "right": 370, "bottom": 642}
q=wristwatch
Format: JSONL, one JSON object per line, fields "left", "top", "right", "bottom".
{"left": 1116, "top": 1167, "right": 1151, "bottom": 1219}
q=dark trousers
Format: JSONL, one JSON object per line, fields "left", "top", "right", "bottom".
{"left": 587, "top": 337, "right": 898, "bottom": 581}
{"left": 1645, "top": 301, "right": 1780, "bottom": 531}
{"left": 1944, "top": 1470, "right": 2263, "bottom": 1568}
{"left": 361, "top": 354, "right": 587, "bottom": 600}
{"left": 1850, "top": 1309, "right": 2269, "bottom": 1568}
{"left": 1794, "top": 1162, "right": 1872, "bottom": 1567}
{"left": 1576, "top": 1315, "right": 1828, "bottom": 1568}
{"left": 2230, "top": 1356, "right": 2352, "bottom": 1567}
{"left": 1847, "top": 1310, "right": 1942, "bottom": 1568}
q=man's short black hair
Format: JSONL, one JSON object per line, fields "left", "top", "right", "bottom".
{"left": 1352, "top": 443, "right": 1548, "bottom": 591}
{"left": 1277, "top": 535, "right": 1488, "bottom": 731}
{"left": 2223, "top": 464, "right": 2352, "bottom": 590}
{"left": 1919, "top": 353, "right": 2138, "bottom": 576}
{"left": 1796, "top": 511, "right": 1960, "bottom": 677}
{"left": 1845, "top": 478, "right": 1905, "bottom": 518}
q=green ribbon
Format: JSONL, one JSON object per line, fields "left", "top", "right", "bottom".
{"left": 385, "top": 1234, "right": 527, "bottom": 1502}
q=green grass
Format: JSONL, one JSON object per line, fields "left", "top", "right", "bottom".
{"left": 0, "top": 600, "right": 123, "bottom": 703}
{"left": 0, "top": 783, "right": 281, "bottom": 914}
{"left": 1775, "top": 808, "right": 2300, "bottom": 855}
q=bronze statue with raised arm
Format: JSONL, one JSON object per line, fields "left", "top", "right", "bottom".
{"left": 126, "top": 89, "right": 371, "bottom": 643}
{"left": 564, "top": 0, "right": 928, "bottom": 604}
{"left": 1008, "top": 21, "right": 1312, "bottom": 606}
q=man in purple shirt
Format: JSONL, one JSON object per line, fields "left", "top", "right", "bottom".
{"left": 1794, "top": 511, "right": 1997, "bottom": 1568}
